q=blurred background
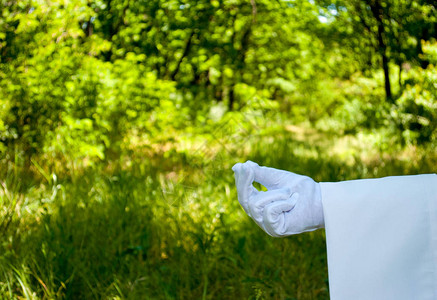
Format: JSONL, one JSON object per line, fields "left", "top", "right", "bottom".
{"left": 0, "top": 0, "right": 436, "bottom": 298}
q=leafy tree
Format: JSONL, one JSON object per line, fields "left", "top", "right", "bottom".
{"left": 316, "top": 0, "right": 437, "bottom": 101}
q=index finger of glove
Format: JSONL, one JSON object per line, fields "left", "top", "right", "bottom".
{"left": 245, "top": 160, "right": 294, "bottom": 190}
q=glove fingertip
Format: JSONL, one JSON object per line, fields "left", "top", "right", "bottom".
{"left": 241, "top": 164, "right": 254, "bottom": 182}
{"left": 232, "top": 163, "right": 242, "bottom": 172}
{"left": 244, "top": 160, "right": 260, "bottom": 169}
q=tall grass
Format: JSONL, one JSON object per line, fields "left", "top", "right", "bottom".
{"left": 1, "top": 126, "right": 436, "bottom": 299}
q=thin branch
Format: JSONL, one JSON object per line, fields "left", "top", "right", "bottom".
{"left": 250, "top": 0, "right": 257, "bottom": 24}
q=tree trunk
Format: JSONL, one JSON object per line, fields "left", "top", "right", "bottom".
{"left": 170, "top": 30, "right": 195, "bottom": 81}
{"left": 369, "top": 0, "right": 392, "bottom": 102}
{"left": 398, "top": 62, "right": 402, "bottom": 89}
{"left": 228, "top": 85, "right": 235, "bottom": 111}
{"left": 382, "top": 52, "right": 392, "bottom": 101}
{"left": 417, "top": 28, "right": 430, "bottom": 69}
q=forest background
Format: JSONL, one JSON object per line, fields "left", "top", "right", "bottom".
{"left": 1, "top": 0, "right": 436, "bottom": 299}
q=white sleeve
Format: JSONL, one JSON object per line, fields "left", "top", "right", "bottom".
{"left": 320, "top": 174, "right": 437, "bottom": 300}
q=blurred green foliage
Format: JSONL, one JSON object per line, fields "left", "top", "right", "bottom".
{"left": 1, "top": 0, "right": 437, "bottom": 164}
{"left": 0, "top": 0, "right": 437, "bottom": 298}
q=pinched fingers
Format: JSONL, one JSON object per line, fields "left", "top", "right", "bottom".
{"left": 263, "top": 193, "right": 299, "bottom": 237}
{"left": 248, "top": 188, "right": 292, "bottom": 224}
{"left": 233, "top": 160, "right": 324, "bottom": 236}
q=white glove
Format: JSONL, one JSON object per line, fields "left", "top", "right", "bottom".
{"left": 232, "top": 160, "right": 324, "bottom": 237}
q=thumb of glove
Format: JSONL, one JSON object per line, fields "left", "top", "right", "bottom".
{"left": 232, "top": 162, "right": 256, "bottom": 214}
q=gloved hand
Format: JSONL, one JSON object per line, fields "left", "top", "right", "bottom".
{"left": 232, "top": 160, "right": 324, "bottom": 237}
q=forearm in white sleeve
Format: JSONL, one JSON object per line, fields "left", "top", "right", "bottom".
{"left": 320, "top": 174, "right": 437, "bottom": 300}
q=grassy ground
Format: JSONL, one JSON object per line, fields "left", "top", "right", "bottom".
{"left": 1, "top": 124, "right": 436, "bottom": 299}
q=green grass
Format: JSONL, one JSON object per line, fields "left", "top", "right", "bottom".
{"left": 1, "top": 126, "right": 436, "bottom": 299}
